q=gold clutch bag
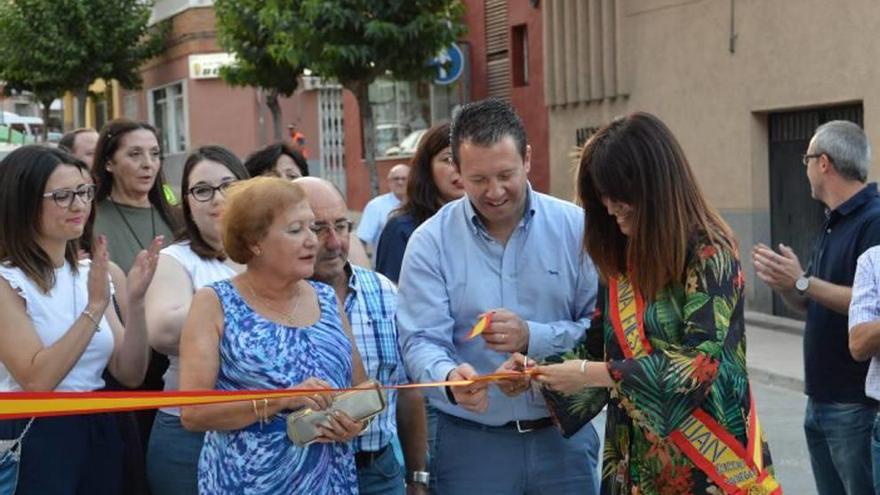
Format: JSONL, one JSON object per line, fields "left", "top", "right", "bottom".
{"left": 286, "top": 380, "right": 387, "bottom": 447}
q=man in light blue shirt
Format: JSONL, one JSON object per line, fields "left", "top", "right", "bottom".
{"left": 397, "top": 98, "right": 600, "bottom": 494}
{"left": 357, "top": 164, "right": 410, "bottom": 252}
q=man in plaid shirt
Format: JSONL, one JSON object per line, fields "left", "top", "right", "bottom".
{"left": 298, "top": 177, "right": 428, "bottom": 495}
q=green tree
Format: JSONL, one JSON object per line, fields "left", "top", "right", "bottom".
{"left": 0, "top": 1, "right": 86, "bottom": 139}
{"left": 0, "top": 0, "right": 165, "bottom": 135}
{"left": 215, "top": 0, "right": 304, "bottom": 142}
{"left": 272, "top": 0, "right": 465, "bottom": 196}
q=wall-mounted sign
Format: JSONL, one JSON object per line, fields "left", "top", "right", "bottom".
{"left": 432, "top": 43, "right": 464, "bottom": 85}
{"left": 188, "top": 53, "right": 235, "bottom": 80}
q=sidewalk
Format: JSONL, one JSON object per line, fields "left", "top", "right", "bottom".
{"left": 745, "top": 311, "right": 805, "bottom": 393}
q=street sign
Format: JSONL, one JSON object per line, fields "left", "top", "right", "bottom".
{"left": 433, "top": 43, "right": 464, "bottom": 85}
{"left": 188, "top": 53, "right": 235, "bottom": 80}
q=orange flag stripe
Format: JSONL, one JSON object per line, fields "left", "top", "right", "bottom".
{"left": 0, "top": 372, "right": 536, "bottom": 420}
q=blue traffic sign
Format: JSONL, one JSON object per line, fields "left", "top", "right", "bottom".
{"left": 433, "top": 43, "right": 464, "bottom": 85}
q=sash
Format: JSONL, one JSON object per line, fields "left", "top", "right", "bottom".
{"left": 608, "top": 276, "right": 781, "bottom": 495}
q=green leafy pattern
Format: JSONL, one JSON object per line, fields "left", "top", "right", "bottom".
{"left": 542, "top": 239, "right": 775, "bottom": 494}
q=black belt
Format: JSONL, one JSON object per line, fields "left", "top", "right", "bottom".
{"left": 355, "top": 443, "right": 391, "bottom": 469}
{"left": 499, "top": 417, "right": 554, "bottom": 432}
{"left": 442, "top": 411, "right": 554, "bottom": 433}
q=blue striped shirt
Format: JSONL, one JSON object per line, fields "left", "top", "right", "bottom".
{"left": 344, "top": 264, "right": 406, "bottom": 452}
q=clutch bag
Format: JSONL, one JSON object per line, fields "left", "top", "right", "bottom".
{"left": 286, "top": 380, "right": 387, "bottom": 447}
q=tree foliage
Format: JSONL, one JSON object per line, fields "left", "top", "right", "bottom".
{"left": 270, "top": 0, "right": 466, "bottom": 196}
{"left": 0, "top": 0, "right": 166, "bottom": 131}
{"left": 215, "top": 0, "right": 305, "bottom": 141}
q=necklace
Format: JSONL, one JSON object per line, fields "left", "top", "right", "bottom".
{"left": 110, "top": 199, "right": 156, "bottom": 250}
{"left": 243, "top": 278, "right": 302, "bottom": 326}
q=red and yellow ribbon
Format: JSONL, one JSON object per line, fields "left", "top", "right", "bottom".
{"left": 0, "top": 370, "right": 536, "bottom": 421}
{"left": 609, "top": 275, "right": 781, "bottom": 495}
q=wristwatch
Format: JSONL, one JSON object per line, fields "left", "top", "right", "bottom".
{"left": 407, "top": 471, "right": 430, "bottom": 486}
{"left": 795, "top": 274, "right": 810, "bottom": 296}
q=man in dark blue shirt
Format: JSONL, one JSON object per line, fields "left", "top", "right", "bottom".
{"left": 754, "top": 120, "right": 880, "bottom": 495}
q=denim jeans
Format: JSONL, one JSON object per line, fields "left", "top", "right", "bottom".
{"left": 804, "top": 398, "right": 876, "bottom": 495}
{"left": 431, "top": 412, "right": 600, "bottom": 495}
{"left": 356, "top": 444, "right": 405, "bottom": 495}
{"left": 146, "top": 411, "right": 204, "bottom": 495}
{"left": 872, "top": 412, "right": 880, "bottom": 495}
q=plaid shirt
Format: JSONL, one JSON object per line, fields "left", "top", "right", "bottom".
{"left": 345, "top": 264, "right": 407, "bottom": 452}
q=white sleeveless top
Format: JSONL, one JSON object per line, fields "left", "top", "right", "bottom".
{"left": 160, "top": 242, "right": 237, "bottom": 415}
{"left": 0, "top": 260, "right": 114, "bottom": 392}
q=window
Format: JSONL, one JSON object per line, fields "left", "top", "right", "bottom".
{"left": 369, "top": 76, "right": 465, "bottom": 158}
{"left": 512, "top": 24, "right": 529, "bottom": 87}
{"left": 149, "top": 81, "right": 188, "bottom": 154}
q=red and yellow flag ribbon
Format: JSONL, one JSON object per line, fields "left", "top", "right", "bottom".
{"left": 0, "top": 370, "right": 537, "bottom": 421}
{"left": 466, "top": 313, "right": 493, "bottom": 339}
{"left": 609, "top": 275, "right": 781, "bottom": 495}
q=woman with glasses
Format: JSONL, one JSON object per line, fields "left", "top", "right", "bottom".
{"left": 144, "top": 146, "right": 249, "bottom": 495}
{"left": 0, "top": 145, "right": 161, "bottom": 494}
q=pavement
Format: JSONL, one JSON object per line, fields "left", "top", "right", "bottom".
{"left": 745, "top": 310, "right": 805, "bottom": 392}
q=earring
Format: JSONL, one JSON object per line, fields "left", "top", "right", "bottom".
{"left": 254, "top": 247, "right": 262, "bottom": 256}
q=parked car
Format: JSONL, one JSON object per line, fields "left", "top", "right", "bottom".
{"left": 384, "top": 128, "right": 427, "bottom": 156}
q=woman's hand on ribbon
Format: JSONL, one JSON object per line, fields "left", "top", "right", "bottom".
{"left": 534, "top": 360, "right": 591, "bottom": 395}
{"left": 283, "top": 377, "right": 335, "bottom": 411}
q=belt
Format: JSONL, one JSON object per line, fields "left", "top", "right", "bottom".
{"left": 355, "top": 443, "right": 391, "bottom": 469}
{"left": 500, "top": 417, "right": 554, "bottom": 433}
{"left": 441, "top": 411, "right": 554, "bottom": 433}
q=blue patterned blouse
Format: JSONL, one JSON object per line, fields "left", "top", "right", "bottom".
{"left": 198, "top": 279, "right": 358, "bottom": 495}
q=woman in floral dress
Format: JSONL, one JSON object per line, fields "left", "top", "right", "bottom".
{"left": 179, "top": 177, "right": 367, "bottom": 494}
{"left": 519, "top": 113, "right": 779, "bottom": 495}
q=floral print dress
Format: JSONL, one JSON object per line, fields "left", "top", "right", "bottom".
{"left": 543, "top": 238, "right": 775, "bottom": 495}
{"left": 197, "top": 280, "right": 358, "bottom": 495}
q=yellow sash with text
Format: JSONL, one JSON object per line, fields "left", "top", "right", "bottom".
{"left": 609, "top": 276, "right": 781, "bottom": 495}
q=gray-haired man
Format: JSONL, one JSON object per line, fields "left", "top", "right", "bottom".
{"left": 754, "top": 120, "right": 880, "bottom": 495}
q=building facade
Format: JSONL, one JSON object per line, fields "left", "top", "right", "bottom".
{"left": 341, "top": 0, "right": 551, "bottom": 209}
{"left": 120, "top": 0, "right": 327, "bottom": 189}
{"left": 544, "top": 0, "right": 880, "bottom": 313}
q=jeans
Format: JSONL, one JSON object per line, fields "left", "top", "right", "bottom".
{"left": 146, "top": 411, "right": 204, "bottom": 495}
{"left": 872, "top": 412, "right": 880, "bottom": 495}
{"left": 357, "top": 444, "right": 405, "bottom": 495}
{"left": 432, "top": 412, "right": 600, "bottom": 495}
{"left": 804, "top": 398, "right": 876, "bottom": 495}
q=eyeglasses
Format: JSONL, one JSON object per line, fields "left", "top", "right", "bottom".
{"left": 187, "top": 181, "right": 236, "bottom": 202}
{"left": 42, "top": 184, "right": 96, "bottom": 208}
{"left": 310, "top": 219, "right": 353, "bottom": 238}
{"left": 802, "top": 152, "right": 834, "bottom": 166}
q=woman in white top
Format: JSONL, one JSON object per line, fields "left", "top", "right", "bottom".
{"left": 144, "top": 146, "right": 249, "bottom": 495}
{"left": 0, "top": 145, "right": 161, "bottom": 494}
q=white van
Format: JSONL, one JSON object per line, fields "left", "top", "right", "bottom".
{"left": 1, "top": 112, "right": 43, "bottom": 143}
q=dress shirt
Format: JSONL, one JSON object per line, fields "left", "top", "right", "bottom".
{"left": 356, "top": 192, "right": 401, "bottom": 249}
{"left": 396, "top": 184, "right": 598, "bottom": 425}
{"left": 344, "top": 264, "right": 407, "bottom": 452}
{"left": 849, "top": 245, "right": 880, "bottom": 401}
